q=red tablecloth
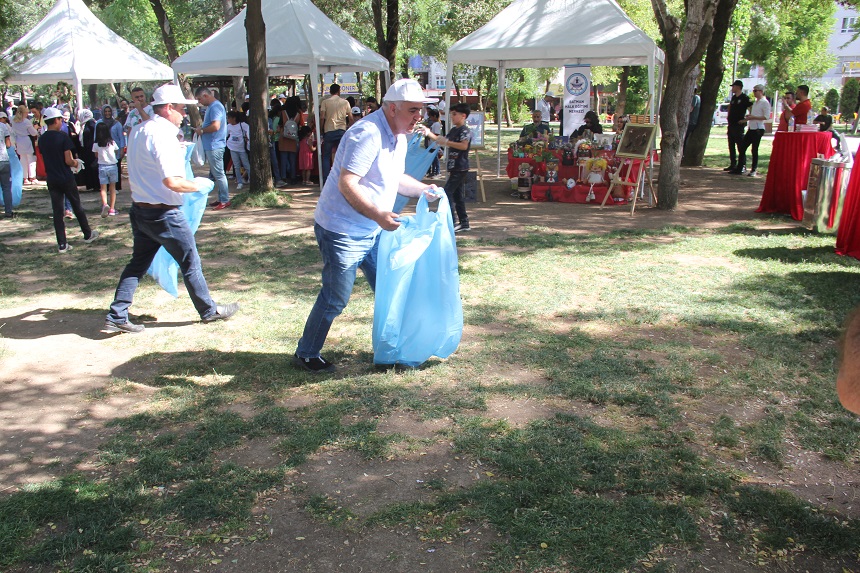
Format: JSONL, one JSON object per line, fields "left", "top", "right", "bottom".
{"left": 756, "top": 132, "right": 835, "bottom": 221}
{"left": 836, "top": 164, "right": 860, "bottom": 259}
{"left": 531, "top": 183, "right": 629, "bottom": 205}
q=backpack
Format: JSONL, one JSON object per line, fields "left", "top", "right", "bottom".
{"left": 283, "top": 117, "right": 299, "bottom": 140}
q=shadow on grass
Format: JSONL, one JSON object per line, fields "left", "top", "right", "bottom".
{"left": 733, "top": 245, "right": 853, "bottom": 265}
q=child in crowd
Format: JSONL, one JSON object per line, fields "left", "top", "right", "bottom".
{"left": 226, "top": 111, "right": 251, "bottom": 190}
{"left": 93, "top": 122, "right": 119, "bottom": 217}
{"left": 424, "top": 108, "right": 442, "bottom": 178}
{"left": 420, "top": 102, "right": 472, "bottom": 232}
{"left": 297, "top": 126, "right": 316, "bottom": 185}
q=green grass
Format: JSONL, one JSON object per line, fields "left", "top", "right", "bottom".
{"left": 4, "top": 183, "right": 860, "bottom": 571}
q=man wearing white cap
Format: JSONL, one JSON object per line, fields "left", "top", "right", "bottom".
{"left": 104, "top": 84, "right": 239, "bottom": 334}
{"left": 293, "top": 78, "right": 441, "bottom": 373}
{"left": 537, "top": 92, "right": 554, "bottom": 122}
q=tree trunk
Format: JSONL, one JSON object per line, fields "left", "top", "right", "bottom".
{"left": 682, "top": 0, "right": 739, "bottom": 166}
{"left": 651, "top": 0, "right": 716, "bottom": 210}
{"left": 616, "top": 66, "right": 630, "bottom": 117}
{"left": 148, "top": 0, "right": 202, "bottom": 128}
{"left": 88, "top": 84, "right": 98, "bottom": 109}
{"left": 245, "top": 0, "right": 272, "bottom": 193}
{"left": 504, "top": 90, "right": 512, "bottom": 128}
{"left": 372, "top": 0, "right": 399, "bottom": 84}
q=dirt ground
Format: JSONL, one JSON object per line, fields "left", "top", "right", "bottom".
{"left": 0, "top": 164, "right": 842, "bottom": 573}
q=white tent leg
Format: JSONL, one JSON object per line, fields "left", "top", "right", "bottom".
{"left": 648, "top": 53, "right": 655, "bottom": 124}
{"left": 310, "top": 62, "right": 323, "bottom": 189}
{"left": 497, "top": 62, "right": 505, "bottom": 178}
{"left": 445, "top": 61, "right": 454, "bottom": 167}
{"left": 75, "top": 74, "right": 83, "bottom": 115}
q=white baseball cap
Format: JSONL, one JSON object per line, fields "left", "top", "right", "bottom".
{"left": 383, "top": 79, "right": 437, "bottom": 103}
{"left": 545, "top": 91, "right": 555, "bottom": 97}
{"left": 0, "top": 112, "right": 7, "bottom": 119}
{"left": 351, "top": 106, "right": 362, "bottom": 114}
{"left": 42, "top": 107, "right": 62, "bottom": 120}
{"left": 151, "top": 84, "right": 196, "bottom": 106}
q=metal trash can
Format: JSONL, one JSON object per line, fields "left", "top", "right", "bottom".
{"left": 803, "top": 158, "right": 851, "bottom": 233}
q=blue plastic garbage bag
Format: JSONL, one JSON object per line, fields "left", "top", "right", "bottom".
{"left": 146, "top": 143, "right": 213, "bottom": 297}
{"left": 0, "top": 149, "right": 24, "bottom": 208}
{"left": 372, "top": 193, "right": 462, "bottom": 367}
{"left": 393, "top": 133, "right": 441, "bottom": 214}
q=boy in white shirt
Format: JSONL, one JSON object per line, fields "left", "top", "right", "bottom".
{"left": 738, "top": 84, "right": 772, "bottom": 178}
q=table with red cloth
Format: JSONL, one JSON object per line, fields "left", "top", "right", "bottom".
{"left": 756, "top": 131, "right": 834, "bottom": 221}
{"left": 506, "top": 148, "right": 576, "bottom": 180}
{"left": 835, "top": 161, "right": 860, "bottom": 259}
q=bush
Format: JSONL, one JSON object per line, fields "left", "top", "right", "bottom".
{"left": 839, "top": 79, "right": 859, "bottom": 122}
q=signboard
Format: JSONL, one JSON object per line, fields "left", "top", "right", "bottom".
{"left": 563, "top": 65, "right": 591, "bottom": 137}
{"left": 466, "top": 112, "right": 485, "bottom": 148}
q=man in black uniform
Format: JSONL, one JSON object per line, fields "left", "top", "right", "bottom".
{"left": 725, "top": 80, "right": 751, "bottom": 174}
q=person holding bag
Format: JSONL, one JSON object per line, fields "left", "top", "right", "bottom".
{"left": 293, "top": 79, "right": 442, "bottom": 373}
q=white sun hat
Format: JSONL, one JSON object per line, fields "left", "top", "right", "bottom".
{"left": 151, "top": 84, "right": 197, "bottom": 106}
{"left": 383, "top": 79, "right": 437, "bottom": 103}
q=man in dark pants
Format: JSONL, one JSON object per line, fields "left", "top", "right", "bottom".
{"left": 725, "top": 80, "right": 751, "bottom": 174}
{"left": 735, "top": 84, "right": 772, "bottom": 177}
{"left": 104, "top": 84, "right": 238, "bottom": 334}
{"left": 39, "top": 107, "right": 99, "bottom": 253}
{"left": 684, "top": 87, "right": 700, "bottom": 153}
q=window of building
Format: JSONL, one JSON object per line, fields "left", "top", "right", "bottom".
{"left": 435, "top": 78, "right": 446, "bottom": 90}
{"left": 842, "top": 17, "right": 857, "bottom": 33}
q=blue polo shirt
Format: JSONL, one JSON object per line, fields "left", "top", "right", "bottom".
{"left": 314, "top": 109, "right": 407, "bottom": 237}
{"left": 201, "top": 99, "right": 227, "bottom": 151}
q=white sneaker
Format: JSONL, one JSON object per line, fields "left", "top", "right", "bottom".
{"left": 58, "top": 244, "right": 73, "bottom": 253}
{"left": 84, "top": 230, "right": 100, "bottom": 244}
{"left": 101, "top": 204, "right": 110, "bottom": 218}
{"left": 237, "top": 183, "right": 244, "bottom": 190}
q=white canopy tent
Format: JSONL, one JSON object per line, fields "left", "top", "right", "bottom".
{"left": 2, "top": 0, "right": 175, "bottom": 113}
{"left": 445, "top": 0, "right": 665, "bottom": 176}
{"left": 172, "top": 0, "right": 390, "bottom": 179}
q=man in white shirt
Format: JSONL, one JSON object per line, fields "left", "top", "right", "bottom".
{"left": 536, "top": 92, "right": 554, "bottom": 122}
{"left": 737, "top": 84, "right": 772, "bottom": 178}
{"left": 123, "top": 87, "right": 153, "bottom": 137}
{"left": 104, "top": 84, "right": 238, "bottom": 334}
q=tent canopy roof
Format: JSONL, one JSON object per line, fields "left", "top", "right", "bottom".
{"left": 172, "top": 0, "right": 389, "bottom": 76}
{"left": 2, "top": 0, "right": 174, "bottom": 85}
{"left": 447, "top": 0, "right": 663, "bottom": 68}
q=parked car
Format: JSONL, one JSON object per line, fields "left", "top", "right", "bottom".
{"left": 712, "top": 103, "right": 729, "bottom": 126}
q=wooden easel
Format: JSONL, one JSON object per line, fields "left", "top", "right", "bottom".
{"left": 599, "top": 123, "right": 658, "bottom": 215}
{"left": 473, "top": 147, "right": 486, "bottom": 202}
{"left": 599, "top": 157, "right": 657, "bottom": 214}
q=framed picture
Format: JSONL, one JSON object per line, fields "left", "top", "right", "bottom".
{"left": 616, "top": 124, "right": 657, "bottom": 159}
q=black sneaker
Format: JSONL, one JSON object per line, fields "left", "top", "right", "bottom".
{"left": 454, "top": 223, "right": 471, "bottom": 233}
{"left": 202, "top": 302, "right": 240, "bottom": 323}
{"left": 103, "top": 319, "right": 145, "bottom": 334}
{"left": 723, "top": 165, "right": 736, "bottom": 172}
{"left": 292, "top": 353, "right": 336, "bottom": 373}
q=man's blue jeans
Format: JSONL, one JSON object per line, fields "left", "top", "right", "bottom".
{"left": 296, "top": 223, "right": 380, "bottom": 358}
{"left": 0, "top": 161, "right": 11, "bottom": 215}
{"left": 107, "top": 204, "right": 217, "bottom": 324}
{"left": 321, "top": 129, "right": 345, "bottom": 186}
{"left": 205, "top": 147, "right": 230, "bottom": 203}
